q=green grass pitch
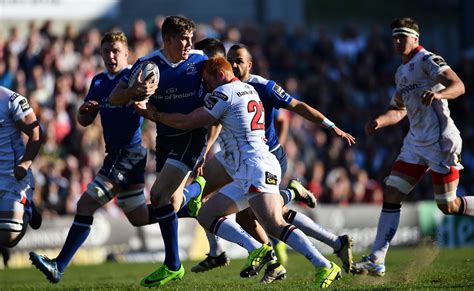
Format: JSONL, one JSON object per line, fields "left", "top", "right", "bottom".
{"left": 1, "top": 246, "right": 473, "bottom": 290}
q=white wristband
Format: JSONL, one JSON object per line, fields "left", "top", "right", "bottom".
{"left": 322, "top": 118, "right": 335, "bottom": 129}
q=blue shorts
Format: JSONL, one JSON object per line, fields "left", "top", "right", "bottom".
{"left": 271, "top": 145, "right": 288, "bottom": 177}
{"left": 155, "top": 128, "right": 207, "bottom": 172}
{"left": 98, "top": 145, "right": 147, "bottom": 189}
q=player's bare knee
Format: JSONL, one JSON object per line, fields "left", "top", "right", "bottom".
{"left": 0, "top": 233, "right": 18, "bottom": 248}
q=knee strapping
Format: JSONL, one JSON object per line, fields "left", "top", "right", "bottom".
{"left": 385, "top": 175, "right": 415, "bottom": 194}
{"left": 86, "top": 177, "right": 114, "bottom": 205}
{"left": 116, "top": 189, "right": 146, "bottom": 213}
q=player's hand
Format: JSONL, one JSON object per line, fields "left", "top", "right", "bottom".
{"left": 133, "top": 100, "right": 150, "bottom": 118}
{"left": 421, "top": 90, "right": 442, "bottom": 106}
{"left": 14, "top": 164, "right": 28, "bottom": 180}
{"left": 79, "top": 101, "right": 99, "bottom": 115}
{"left": 365, "top": 120, "right": 378, "bottom": 135}
{"left": 330, "top": 126, "right": 356, "bottom": 146}
{"left": 192, "top": 156, "right": 206, "bottom": 177}
{"left": 130, "top": 71, "right": 158, "bottom": 98}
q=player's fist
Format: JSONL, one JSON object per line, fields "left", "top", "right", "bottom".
{"left": 365, "top": 120, "right": 378, "bottom": 135}
{"left": 79, "top": 101, "right": 100, "bottom": 115}
{"left": 14, "top": 165, "right": 27, "bottom": 180}
{"left": 421, "top": 90, "right": 441, "bottom": 106}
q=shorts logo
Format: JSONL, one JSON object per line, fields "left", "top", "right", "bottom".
{"left": 265, "top": 171, "right": 278, "bottom": 185}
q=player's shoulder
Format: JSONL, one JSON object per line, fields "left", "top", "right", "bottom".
{"left": 419, "top": 48, "right": 448, "bottom": 67}
{"left": 247, "top": 74, "right": 270, "bottom": 86}
{"left": 188, "top": 49, "right": 208, "bottom": 62}
{"left": 1, "top": 86, "right": 23, "bottom": 104}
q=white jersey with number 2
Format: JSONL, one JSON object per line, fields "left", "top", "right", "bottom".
{"left": 203, "top": 79, "right": 269, "bottom": 171}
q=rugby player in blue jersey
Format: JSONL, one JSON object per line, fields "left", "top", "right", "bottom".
{"left": 29, "top": 31, "right": 154, "bottom": 283}
{"left": 109, "top": 16, "right": 208, "bottom": 287}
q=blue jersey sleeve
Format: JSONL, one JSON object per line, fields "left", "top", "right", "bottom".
{"left": 84, "top": 76, "right": 98, "bottom": 102}
{"left": 264, "top": 80, "right": 293, "bottom": 109}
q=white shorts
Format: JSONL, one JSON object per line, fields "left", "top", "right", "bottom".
{"left": 0, "top": 171, "right": 34, "bottom": 217}
{"left": 398, "top": 133, "right": 463, "bottom": 174}
{"left": 216, "top": 151, "right": 281, "bottom": 208}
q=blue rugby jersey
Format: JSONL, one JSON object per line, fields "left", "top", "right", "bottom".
{"left": 85, "top": 67, "right": 143, "bottom": 152}
{"left": 124, "top": 49, "right": 208, "bottom": 136}
{"left": 246, "top": 74, "right": 293, "bottom": 152}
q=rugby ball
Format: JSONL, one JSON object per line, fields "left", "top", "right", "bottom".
{"left": 128, "top": 60, "right": 160, "bottom": 101}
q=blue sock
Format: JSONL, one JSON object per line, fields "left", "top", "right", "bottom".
{"left": 56, "top": 215, "right": 93, "bottom": 272}
{"left": 176, "top": 204, "right": 192, "bottom": 218}
{"left": 269, "top": 236, "right": 279, "bottom": 246}
{"left": 183, "top": 182, "right": 201, "bottom": 202}
{"left": 280, "top": 189, "right": 294, "bottom": 205}
{"left": 176, "top": 182, "right": 202, "bottom": 218}
{"left": 155, "top": 204, "right": 180, "bottom": 270}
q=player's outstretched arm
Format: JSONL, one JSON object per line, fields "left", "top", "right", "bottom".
{"left": 365, "top": 107, "right": 407, "bottom": 135}
{"left": 14, "top": 112, "right": 43, "bottom": 180}
{"left": 286, "top": 98, "right": 355, "bottom": 145}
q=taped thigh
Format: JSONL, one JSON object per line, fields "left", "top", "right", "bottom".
{"left": 116, "top": 189, "right": 146, "bottom": 213}
{"left": 386, "top": 160, "right": 428, "bottom": 194}
{"left": 85, "top": 176, "right": 115, "bottom": 205}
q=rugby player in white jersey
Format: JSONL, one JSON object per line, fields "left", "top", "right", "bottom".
{"left": 352, "top": 17, "right": 473, "bottom": 277}
{"left": 147, "top": 57, "right": 343, "bottom": 288}
{"left": 0, "top": 86, "right": 43, "bottom": 248}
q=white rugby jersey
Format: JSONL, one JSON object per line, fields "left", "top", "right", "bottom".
{"left": 204, "top": 79, "right": 269, "bottom": 170}
{"left": 0, "top": 86, "right": 33, "bottom": 176}
{"left": 390, "top": 46, "right": 460, "bottom": 146}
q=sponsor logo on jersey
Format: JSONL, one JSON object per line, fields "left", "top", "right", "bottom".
{"left": 236, "top": 89, "right": 257, "bottom": 97}
{"left": 94, "top": 79, "right": 102, "bottom": 87}
{"left": 409, "top": 63, "right": 415, "bottom": 71}
{"left": 431, "top": 57, "right": 447, "bottom": 67}
{"left": 166, "top": 88, "right": 178, "bottom": 94}
{"left": 272, "top": 84, "right": 286, "bottom": 98}
{"left": 212, "top": 91, "right": 228, "bottom": 101}
{"left": 204, "top": 96, "right": 218, "bottom": 110}
{"left": 9, "top": 93, "right": 20, "bottom": 102}
{"left": 265, "top": 171, "right": 278, "bottom": 185}
{"left": 422, "top": 53, "right": 434, "bottom": 61}
{"left": 399, "top": 83, "right": 418, "bottom": 96}
{"left": 18, "top": 98, "right": 30, "bottom": 111}
{"left": 186, "top": 62, "right": 197, "bottom": 75}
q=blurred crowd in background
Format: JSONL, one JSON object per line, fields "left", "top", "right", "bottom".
{"left": 1, "top": 16, "right": 473, "bottom": 218}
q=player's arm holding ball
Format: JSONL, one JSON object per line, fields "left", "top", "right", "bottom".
{"left": 109, "top": 61, "right": 159, "bottom": 106}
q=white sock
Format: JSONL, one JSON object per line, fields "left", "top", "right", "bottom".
{"left": 206, "top": 230, "right": 224, "bottom": 257}
{"left": 462, "top": 196, "right": 474, "bottom": 216}
{"left": 211, "top": 217, "right": 262, "bottom": 253}
{"left": 288, "top": 210, "right": 341, "bottom": 251}
{"left": 371, "top": 207, "right": 401, "bottom": 264}
{"left": 281, "top": 225, "right": 331, "bottom": 268}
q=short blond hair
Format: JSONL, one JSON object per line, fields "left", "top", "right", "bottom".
{"left": 101, "top": 31, "right": 128, "bottom": 47}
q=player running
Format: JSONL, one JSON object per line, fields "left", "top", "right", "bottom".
{"left": 29, "top": 31, "right": 156, "bottom": 283}
{"left": 109, "top": 16, "right": 208, "bottom": 287}
{"left": 0, "top": 86, "right": 43, "bottom": 249}
{"left": 352, "top": 17, "right": 473, "bottom": 277}
{"left": 149, "top": 56, "right": 344, "bottom": 288}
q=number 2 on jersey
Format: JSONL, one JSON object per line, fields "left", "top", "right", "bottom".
{"left": 247, "top": 100, "right": 264, "bottom": 130}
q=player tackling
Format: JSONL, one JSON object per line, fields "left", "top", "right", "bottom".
{"left": 352, "top": 17, "right": 474, "bottom": 276}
